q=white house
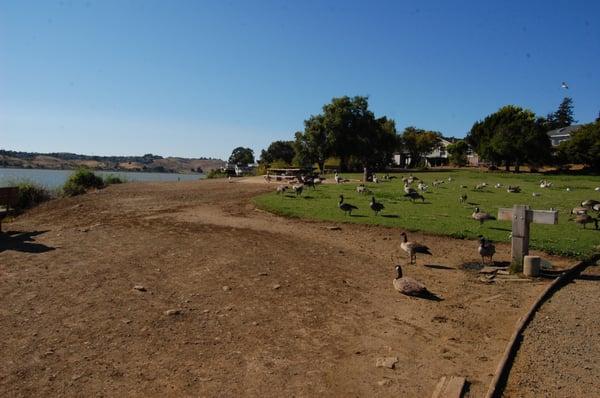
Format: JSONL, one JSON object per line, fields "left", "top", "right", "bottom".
{"left": 392, "top": 138, "right": 454, "bottom": 167}
{"left": 547, "top": 125, "right": 582, "bottom": 146}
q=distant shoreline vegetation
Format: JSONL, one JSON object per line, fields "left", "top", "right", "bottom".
{"left": 0, "top": 149, "right": 225, "bottom": 174}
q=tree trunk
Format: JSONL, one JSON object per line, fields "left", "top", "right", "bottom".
{"left": 318, "top": 161, "right": 325, "bottom": 175}
{"left": 515, "top": 162, "right": 520, "bottom": 173}
{"left": 505, "top": 161, "right": 510, "bottom": 172}
{"left": 363, "top": 166, "right": 368, "bottom": 183}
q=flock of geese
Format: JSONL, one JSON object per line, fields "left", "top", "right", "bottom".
{"left": 271, "top": 172, "right": 599, "bottom": 299}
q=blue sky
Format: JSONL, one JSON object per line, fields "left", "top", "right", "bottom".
{"left": 1, "top": 0, "right": 599, "bottom": 159}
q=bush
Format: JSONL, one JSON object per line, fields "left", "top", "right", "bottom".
{"left": 14, "top": 182, "right": 52, "bottom": 210}
{"left": 206, "top": 169, "right": 229, "bottom": 179}
{"left": 63, "top": 168, "right": 105, "bottom": 196}
{"left": 104, "top": 174, "right": 125, "bottom": 185}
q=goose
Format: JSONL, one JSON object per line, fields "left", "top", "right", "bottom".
{"left": 372, "top": 175, "right": 379, "bottom": 184}
{"left": 369, "top": 196, "right": 384, "bottom": 215}
{"left": 475, "top": 183, "right": 486, "bottom": 190}
{"left": 571, "top": 206, "right": 588, "bottom": 215}
{"left": 447, "top": 177, "right": 453, "bottom": 182}
{"left": 495, "top": 183, "right": 502, "bottom": 189}
{"left": 404, "top": 184, "right": 416, "bottom": 194}
{"left": 595, "top": 187, "right": 600, "bottom": 192}
{"left": 561, "top": 81, "right": 569, "bottom": 89}
{"left": 338, "top": 195, "right": 358, "bottom": 215}
{"left": 334, "top": 173, "right": 341, "bottom": 184}
{"left": 404, "top": 192, "right": 425, "bottom": 203}
{"left": 276, "top": 185, "right": 289, "bottom": 194}
{"left": 292, "top": 184, "right": 304, "bottom": 196}
{"left": 418, "top": 182, "right": 428, "bottom": 192}
{"left": 400, "top": 232, "right": 432, "bottom": 264}
{"left": 574, "top": 214, "right": 598, "bottom": 229}
{"left": 478, "top": 236, "right": 496, "bottom": 264}
{"left": 532, "top": 192, "right": 541, "bottom": 197}
{"left": 459, "top": 193, "right": 467, "bottom": 203}
{"left": 506, "top": 185, "right": 521, "bottom": 193}
{"left": 393, "top": 265, "right": 431, "bottom": 297}
{"left": 356, "top": 184, "right": 366, "bottom": 194}
{"left": 472, "top": 207, "right": 496, "bottom": 225}
{"left": 566, "top": 187, "right": 571, "bottom": 192}
{"left": 581, "top": 199, "right": 600, "bottom": 208}
{"left": 594, "top": 204, "right": 600, "bottom": 212}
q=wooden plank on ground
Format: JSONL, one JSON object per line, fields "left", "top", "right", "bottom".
{"left": 431, "top": 376, "right": 466, "bottom": 398}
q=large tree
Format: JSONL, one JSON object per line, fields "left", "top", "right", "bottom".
{"left": 294, "top": 95, "right": 397, "bottom": 172}
{"left": 259, "top": 140, "right": 295, "bottom": 165}
{"left": 400, "top": 127, "right": 442, "bottom": 168}
{"left": 228, "top": 147, "right": 254, "bottom": 165}
{"left": 545, "top": 97, "right": 576, "bottom": 130}
{"left": 447, "top": 140, "right": 469, "bottom": 166}
{"left": 557, "top": 121, "right": 600, "bottom": 170}
{"left": 467, "top": 105, "right": 551, "bottom": 171}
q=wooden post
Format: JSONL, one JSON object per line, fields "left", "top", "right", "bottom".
{"left": 498, "top": 205, "right": 558, "bottom": 273}
{"left": 511, "top": 205, "right": 530, "bottom": 270}
{"left": 363, "top": 167, "right": 368, "bottom": 183}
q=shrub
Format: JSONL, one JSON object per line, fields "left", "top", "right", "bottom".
{"left": 63, "top": 168, "right": 105, "bottom": 196}
{"left": 104, "top": 174, "right": 125, "bottom": 185}
{"left": 14, "top": 182, "right": 52, "bottom": 210}
{"left": 206, "top": 169, "right": 229, "bottom": 179}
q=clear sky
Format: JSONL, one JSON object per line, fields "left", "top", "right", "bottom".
{"left": 1, "top": 0, "right": 599, "bottom": 160}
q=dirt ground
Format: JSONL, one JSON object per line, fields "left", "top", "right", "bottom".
{"left": 0, "top": 179, "right": 574, "bottom": 397}
{"left": 503, "top": 263, "right": 600, "bottom": 397}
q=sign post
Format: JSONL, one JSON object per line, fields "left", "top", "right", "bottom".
{"left": 497, "top": 205, "right": 559, "bottom": 272}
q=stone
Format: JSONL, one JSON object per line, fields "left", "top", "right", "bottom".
{"left": 258, "top": 272, "right": 269, "bottom": 276}
{"left": 375, "top": 357, "right": 398, "bottom": 369}
{"left": 133, "top": 285, "right": 146, "bottom": 292}
{"left": 272, "top": 284, "right": 281, "bottom": 290}
{"left": 377, "top": 379, "right": 392, "bottom": 386}
{"left": 222, "top": 286, "right": 231, "bottom": 291}
{"left": 165, "top": 309, "right": 182, "bottom": 316}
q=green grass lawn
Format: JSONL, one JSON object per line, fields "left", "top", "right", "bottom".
{"left": 253, "top": 170, "right": 600, "bottom": 258}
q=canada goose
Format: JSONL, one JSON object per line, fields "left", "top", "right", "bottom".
{"left": 334, "top": 173, "right": 341, "bottom": 184}
{"left": 404, "top": 192, "right": 425, "bottom": 203}
{"left": 356, "top": 184, "right": 366, "bottom": 194}
{"left": 495, "top": 183, "right": 502, "bottom": 189}
{"left": 506, "top": 185, "right": 521, "bottom": 193}
{"left": 276, "top": 185, "right": 289, "bottom": 194}
{"left": 393, "top": 265, "right": 431, "bottom": 297}
{"left": 574, "top": 214, "right": 598, "bottom": 229}
{"left": 478, "top": 236, "right": 496, "bottom": 264}
{"left": 292, "top": 184, "right": 304, "bottom": 196}
{"left": 472, "top": 207, "right": 496, "bottom": 225}
{"left": 532, "top": 192, "right": 541, "bottom": 197}
{"left": 372, "top": 175, "right": 379, "bottom": 184}
{"left": 418, "top": 182, "right": 428, "bottom": 192}
{"left": 571, "top": 206, "right": 588, "bottom": 215}
{"left": 475, "top": 183, "right": 486, "bottom": 190}
{"left": 369, "top": 196, "right": 384, "bottom": 215}
{"left": 581, "top": 199, "right": 600, "bottom": 208}
{"left": 338, "top": 195, "right": 358, "bottom": 215}
{"left": 561, "top": 81, "right": 569, "bottom": 89}
{"left": 404, "top": 184, "right": 416, "bottom": 194}
{"left": 400, "top": 232, "right": 432, "bottom": 264}
{"left": 595, "top": 187, "right": 600, "bottom": 192}
{"left": 594, "top": 204, "right": 600, "bottom": 212}
{"left": 447, "top": 177, "right": 453, "bottom": 182}
{"left": 459, "top": 193, "right": 467, "bottom": 203}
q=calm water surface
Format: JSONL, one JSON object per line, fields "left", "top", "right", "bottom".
{"left": 0, "top": 168, "right": 204, "bottom": 189}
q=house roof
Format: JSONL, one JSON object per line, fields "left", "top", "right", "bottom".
{"left": 547, "top": 124, "right": 582, "bottom": 138}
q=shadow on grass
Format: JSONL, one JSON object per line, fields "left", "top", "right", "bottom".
{"left": 467, "top": 202, "right": 480, "bottom": 206}
{"left": 381, "top": 214, "right": 399, "bottom": 218}
{"left": 489, "top": 227, "right": 511, "bottom": 232}
{"left": 350, "top": 214, "right": 368, "bottom": 218}
{"left": 0, "top": 230, "right": 55, "bottom": 254}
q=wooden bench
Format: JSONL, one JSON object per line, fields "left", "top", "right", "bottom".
{"left": 0, "top": 187, "right": 19, "bottom": 232}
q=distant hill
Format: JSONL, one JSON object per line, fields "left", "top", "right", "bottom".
{"left": 0, "top": 150, "right": 225, "bottom": 174}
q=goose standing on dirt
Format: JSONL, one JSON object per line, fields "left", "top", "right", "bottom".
{"left": 472, "top": 207, "right": 496, "bottom": 225}
{"left": 393, "top": 265, "right": 431, "bottom": 297}
{"left": 369, "top": 196, "right": 384, "bottom": 216}
{"left": 478, "top": 236, "right": 496, "bottom": 264}
{"left": 400, "top": 232, "right": 432, "bottom": 264}
{"left": 338, "top": 195, "right": 358, "bottom": 216}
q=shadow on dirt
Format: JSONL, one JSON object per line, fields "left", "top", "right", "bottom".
{"left": 0, "top": 230, "right": 55, "bottom": 254}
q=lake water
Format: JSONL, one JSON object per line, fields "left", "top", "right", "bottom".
{"left": 0, "top": 168, "right": 204, "bottom": 189}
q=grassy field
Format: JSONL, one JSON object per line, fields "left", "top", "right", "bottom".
{"left": 253, "top": 170, "right": 600, "bottom": 258}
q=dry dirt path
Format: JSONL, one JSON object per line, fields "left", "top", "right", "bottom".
{"left": 503, "top": 263, "right": 600, "bottom": 397}
{"left": 0, "top": 180, "right": 572, "bottom": 397}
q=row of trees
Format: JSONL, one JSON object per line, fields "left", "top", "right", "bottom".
{"left": 240, "top": 95, "right": 598, "bottom": 173}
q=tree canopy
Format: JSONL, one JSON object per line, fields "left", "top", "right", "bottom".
{"left": 545, "top": 97, "right": 576, "bottom": 130}
{"left": 399, "top": 127, "right": 442, "bottom": 168}
{"left": 294, "top": 96, "right": 397, "bottom": 172}
{"left": 557, "top": 121, "right": 600, "bottom": 170}
{"left": 259, "top": 140, "right": 295, "bottom": 165}
{"left": 228, "top": 147, "right": 254, "bottom": 165}
{"left": 466, "top": 105, "right": 551, "bottom": 171}
{"left": 447, "top": 140, "right": 469, "bottom": 167}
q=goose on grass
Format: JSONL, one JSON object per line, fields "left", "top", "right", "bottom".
{"left": 369, "top": 196, "right": 384, "bottom": 215}
{"left": 472, "top": 207, "right": 496, "bottom": 225}
{"left": 338, "top": 195, "right": 358, "bottom": 216}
